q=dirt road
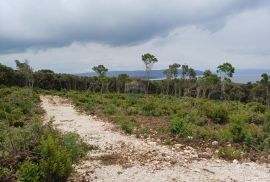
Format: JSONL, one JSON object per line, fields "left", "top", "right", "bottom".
{"left": 41, "top": 95, "right": 270, "bottom": 182}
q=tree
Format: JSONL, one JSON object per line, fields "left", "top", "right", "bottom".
{"left": 15, "top": 60, "right": 34, "bottom": 88}
{"left": 92, "top": 65, "right": 108, "bottom": 77}
{"left": 198, "top": 70, "right": 220, "bottom": 98}
{"left": 163, "top": 69, "right": 172, "bottom": 94}
{"left": 181, "top": 65, "right": 189, "bottom": 79}
{"left": 260, "top": 73, "right": 270, "bottom": 105}
{"left": 170, "top": 63, "right": 181, "bottom": 96}
{"left": 142, "top": 53, "right": 158, "bottom": 93}
{"left": 117, "top": 74, "right": 129, "bottom": 93}
{"left": 184, "top": 67, "right": 197, "bottom": 96}
{"left": 0, "top": 63, "right": 14, "bottom": 86}
{"left": 188, "top": 68, "right": 196, "bottom": 80}
{"left": 217, "top": 62, "right": 235, "bottom": 100}
{"left": 92, "top": 65, "right": 109, "bottom": 93}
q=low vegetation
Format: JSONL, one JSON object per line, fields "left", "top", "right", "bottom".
{"left": 52, "top": 91, "right": 270, "bottom": 161}
{"left": 0, "top": 58, "right": 270, "bottom": 175}
{"left": 0, "top": 87, "right": 88, "bottom": 181}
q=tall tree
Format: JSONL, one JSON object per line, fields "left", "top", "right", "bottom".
{"left": 188, "top": 68, "right": 196, "bottom": 80}
{"left": 163, "top": 69, "right": 173, "bottom": 95}
{"left": 181, "top": 65, "right": 189, "bottom": 79}
{"left": 197, "top": 70, "right": 220, "bottom": 98}
{"left": 170, "top": 63, "right": 181, "bottom": 96}
{"left": 260, "top": 73, "right": 270, "bottom": 105}
{"left": 141, "top": 53, "right": 158, "bottom": 93}
{"left": 92, "top": 65, "right": 108, "bottom": 77}
{"left": 92, "top": 65, "right": 109, "bottom": 93}
{"left": 217, "top": 62, "right": 235, "bottom": 100}
{"left": 15, "top": 60, "right": 34, "bottom": 88}
{"left": 184, "top": 67, "right": 197, "bottom": 96}
{"left": 0, "top": 64, "right": 14, "bottom": 86}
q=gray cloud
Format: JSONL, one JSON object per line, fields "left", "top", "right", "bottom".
{"left": 0, "top": 0, "right": 269, "bottom": 53}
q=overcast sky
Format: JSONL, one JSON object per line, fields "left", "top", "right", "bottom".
{"left": 0, "top": 0, "right": 270, "bottom": 73}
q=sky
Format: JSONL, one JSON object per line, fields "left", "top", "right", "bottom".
{"left": 0, "top": 0, "right": 270, "bottom": 73}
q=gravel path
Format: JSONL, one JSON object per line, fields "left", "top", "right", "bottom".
{"left": 41, "top": 95, "right": 270, "bottom": 182}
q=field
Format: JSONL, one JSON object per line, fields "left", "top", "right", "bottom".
{"left": 1, "top": 87, "right": 270, "bottom": 181}
{"left": 50, "top": 90, "right": 270, "bottom": 162}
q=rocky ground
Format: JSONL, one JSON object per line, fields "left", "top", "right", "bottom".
{"left": 41, "top": 95, "right": 270, "bottom": 182}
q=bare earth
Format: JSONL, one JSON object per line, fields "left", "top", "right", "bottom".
{"left": 41, "top": 95, "right": 270, "bottom": 182}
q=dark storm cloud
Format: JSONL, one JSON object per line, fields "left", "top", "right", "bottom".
{"left": 0, "top": 0, "right": 269, "bottom": 53}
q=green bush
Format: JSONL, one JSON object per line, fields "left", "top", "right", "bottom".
{"left": 103, "top": 104, "right": 117, "bottom": 115}
{"left": 169, "top": 117, "right": 192, "bottom": 137}
{"left": 229, "top": 113, "right": 248, "bottom": 142}
{"left": 0, "top": 88, "right": 88, "bottom": 181}
{"left": 0, "top": 110, "right": 6, "bottom": 120}
{"left": 205, "top": 104, "right": 229, "bottom": 124}
{"left": 126, "top": 106, "right": 139, "bottom": 115}
{"left": 118, "top": 117, "right": 137, "bottom": 134}
{"left": 0, "top": 167, "right": 12, "bottom": 182}
{"left": 218, "top": 146, "right": 242, "bottom": 161}
{"left": 246, "top": 102, "right": 266, "bottom": 113}
{"left": 38, "top": 135, "right": 73, "bottom": 182}
{"left": 62, "top": 133, "right": 87, "bottom": 162}
{"left": 263, "top": 111, "right": 270, "bottom": 131}
{"left": 18, "top": 160, "right": 43, "bottom": 182}
{"left": 141, "top": 101, "right": 159, "bottom": 116}
{"left": 248, "top": 113, "right": 265, "bottom": 125}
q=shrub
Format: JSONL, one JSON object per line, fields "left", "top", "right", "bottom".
{"left": 0, "top": 88, "right": 88, "bottom": 181}
{"left": 61, "top": 133, "right": 87, "bottom": 162}
{"left": 0, "top": 110, "right": 6, "bottom": 120}
{"left": 248, "top": 113, "right": 265, "bottom": 125}
{"left": 263, "top": 111, "right": 270, "bottom": 131}
{"left": 103, "top": 104, "right": 117, "bottom": 115}
{"left": 218, "top": 146, "right": 242, "bottom": 161}
{"left": 126, "top": 106, "right": 138, "bottom": 115}
{"left": 0, "top": 167, "right": 12, "bottom": 182}
{"left": 117, "top": 117, "right": 136, "bottom": 134}
{"left": 169, "top": 117, "right": 192, "bottom": 137}
{"left": 229, "top": 113, "right": 248, "bottom": 142}
{"left": 18, "top": 160, "right": 43, "bottom": 182}
{"left": 78, "top": 96, "right": 88, "bottom": 103}
{"left": 141, "top": 101, "right": 157, "bottom": 116}
{"left": 246, "top": 102, "right": 266, "bottom": 113}
{"left": 205, "top": 104, "right": 229, "bottom": 124}
{"left": 38, "top": 135, "right": 73, "bottom": 182}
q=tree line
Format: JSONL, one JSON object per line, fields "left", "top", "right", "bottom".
{"left": 0, "top": 55, "right": 269, "bottom": 104}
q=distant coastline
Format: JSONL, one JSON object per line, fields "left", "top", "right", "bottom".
{"left": 77, "top": 69, "right": 270, "bottom": 83}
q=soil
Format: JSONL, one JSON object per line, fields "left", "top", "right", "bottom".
{"left": 41, "top": 95, "right": 270, "bottom": 182}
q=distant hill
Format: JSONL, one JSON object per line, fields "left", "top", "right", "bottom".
{"left": 76, "top": 69, "right": 270, "bottom": 83}
{"left": 233, "top": 69, "right": 270, "bottom": 83}
{"left": 77, "top": 69, "right": 204, "bottom": 79}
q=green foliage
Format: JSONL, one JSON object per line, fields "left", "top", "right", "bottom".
{"left": 246, "top": 102, "right": 266, "bottom": 113}
{"left": 205, "top": 104, "right": 229, "bottom": 124}
{"left": 63, "top": 91, "right": 270, "bottom": 154}
{"left": 39, "top": 135, "right": 72, "bottom": 182}
{"left": 229, "top": 113, "right": 248, "bottom": 142}
{"left": 0, "top": 88, "right": 88, "bottom": 181}
{"left": 169, "top": 117, "right": 192, "bottom": 137}
{"left": 218, "top": 146, "right": 242, "bottom": 161}
{"left": 18, "top": 160, "right": 43, "bottom": 182}
{"left": 117, "top": 116, "right": 137, "bottom": 134}
{"left": 126, "top": 106, "right": 139, "bottom": 115}
{"left": 0, "top": 167, "right": 12, "bottom": 181}
{"left": 62, "top": 133, "right": 88, "bottom": 162}
{"left": 103, "top": 104, "right": 117, "bottom": 115}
